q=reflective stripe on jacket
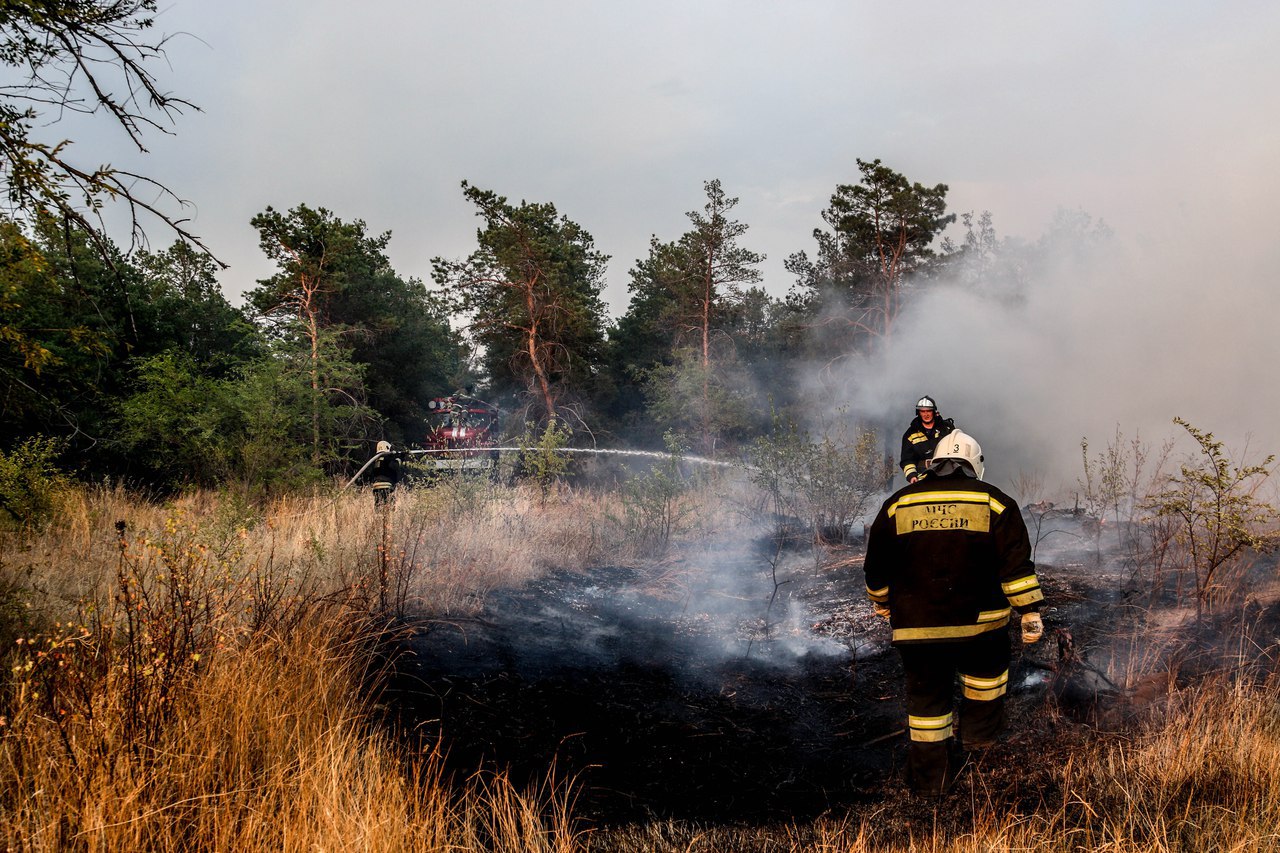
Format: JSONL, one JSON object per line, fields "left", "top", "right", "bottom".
{"left": 864, "top": 471, "right": 1042, "bottom": 644}
{"left": 899, "top": 416, "right": 956, "bottom": 480}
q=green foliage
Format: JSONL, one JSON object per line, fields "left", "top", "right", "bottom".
{"left": 114, "top": 339, "right": 377, "bottom": 496}
{"left": 432, "top": 182, "right": 609, "bottom": 420}
{"left": 1145, "top": 418, "right": 1277, "bottom": 616}
{"left": 611, "top": 432, "right": 694, "bottom": 556}
{"left": 786, "top": 158, "right": 955, "bottom": 356}
{"left": 0, "top": 435, "right": 72, "bottom": 530}
{"left": 610, "top": 180, "right": 765, "bottom": 450}
{"left": 517, "top": 418, "right": 573, "bottom": 504}
{"left": 248, "top": 204, "right": 393, "bottom": 332}
{"left": 829, "top": 158, "right": 954, "bottom": 275}
{"left": 115, "top": 352, "right": 239, "bottom": 487}
{"left": 4, "top": 203, "right": 445, "bottom": 491}
{"left": 621, "top": 181, "right": 762, "bottom": 354}
{"left": 247, "top": 204, "right": 465, "bottom": 443}
{"left": 248, "top": 205, "right": 422, "bottom": 467}
{"left": 641, "top": 348, "right": 758, "bottom": 456}
{"left": 233, "top": 342, "right": 369, "bottom": 494}
{"left": 1, "top": 222, "right": 260, "bottom": 470}
{"left": 0, "top": 218, "right": 71, "bottom": 376}
{"left": 248, "top": 205, "right": 374, "bottom": 466}
{"left": 0, "top": 218, "right": 118, "bottom": 442}
{"left": 354, "top": 277, "right": 462, "bottom": 444}
{"left": 132, "top": 242, "right": 261, "bottom": 374}
{"left": 668, "top": 179, "right": 764, "bottom": 366}
{"left": 748, "top": 412, "right": 892, "bottom": 545}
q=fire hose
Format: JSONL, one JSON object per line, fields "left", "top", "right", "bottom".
{"left": 342, "top": 446, "right": 743, "bottom": 493}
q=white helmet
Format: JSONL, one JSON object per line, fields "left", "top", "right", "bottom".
{"left": 376, "top": 440, "right": 392, "bottom": 454}
{"left": 915, "top": 395, "right": 937, "bottom": 412}
{"left": 929, "top": 430, "right": 984, "bottom": 479}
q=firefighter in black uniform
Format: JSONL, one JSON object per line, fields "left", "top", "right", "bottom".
{"left": 368, "top": 441, "right": 402, "bottom": 508}
{"left": 899, "top": 395, "right": 956, "bottom": 483}
{"left": 864, "top": 430, "right": 1045, "bottom": 796}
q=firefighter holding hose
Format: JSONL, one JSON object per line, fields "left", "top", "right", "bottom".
{"left": 368, "top": 440, "right": 402, "bottom": 508}
{"left": 864, "top": 430, "right": 1044, "bottom": 797}
{"left": 899, "top": 395, "right": 956, "bottom": 483}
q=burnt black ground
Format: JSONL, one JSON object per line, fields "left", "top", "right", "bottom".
{"left": 382, "top": 562, "right": 903, "bottom": 822}
{"left": 375, "top": 514, "right": 1280, "bottom": 829}
{"left": 377, "top": 551, "right": 1063, "bottom": 824}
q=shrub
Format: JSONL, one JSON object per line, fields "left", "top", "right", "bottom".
{"left": 1145, "top": 417, "right": 1277, "bottom": 616}
{"left": 517, "top": 418, "right": 573, "bottom": 504}
{"left": 747, "top": 412, "right": 891, "bottom": 546}
{"left": 0, "top": 436, "right": 72, "bottom": 530}
{"left": 610, "top": 432, "right": 694, "bottom": 556}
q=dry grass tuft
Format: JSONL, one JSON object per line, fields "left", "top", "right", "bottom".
{"left": 0, "top": 483, "right": 588, "bottom": 851}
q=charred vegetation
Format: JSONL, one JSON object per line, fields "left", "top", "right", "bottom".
{"left": 372, "top": 497, "right": 1280, "bottom": 841}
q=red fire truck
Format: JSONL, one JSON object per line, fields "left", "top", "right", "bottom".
{"left": 420, "top": 393, "right": 502, "bottom": 472}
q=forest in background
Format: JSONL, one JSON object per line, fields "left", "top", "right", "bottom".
{"left": 1, "top": 162, "right": 1114, "bottom": 502}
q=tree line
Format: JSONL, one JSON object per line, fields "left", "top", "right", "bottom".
{"left": 2, "top": 161, "right": 1096, "bottom": 495}
{"left": 0, "top": 1, "right": 1111, "bottom": 498}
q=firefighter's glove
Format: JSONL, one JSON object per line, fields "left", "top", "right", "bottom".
{"left": 873, "top": 602, "right": 891, "bottom": 620}
{"left": 1021, "top": 612, "right": 1044, "bottom": 644}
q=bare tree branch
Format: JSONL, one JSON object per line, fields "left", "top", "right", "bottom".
{"left": 0, "top": 0, "right": 217, "bottom": 262}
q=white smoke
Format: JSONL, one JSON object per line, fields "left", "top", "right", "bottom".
{"left": 823, "top": 221, "right": 1280, "bottom": 500}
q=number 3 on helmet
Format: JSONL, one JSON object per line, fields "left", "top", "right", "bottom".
{"left": 928, "top": 430, "right": 984, "bottom": 479}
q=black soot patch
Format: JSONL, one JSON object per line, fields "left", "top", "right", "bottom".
{"left": 380, "top": 564, "right": 905, "bottom": 823}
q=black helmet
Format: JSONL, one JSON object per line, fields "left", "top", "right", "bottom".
{"left": 915, "top": 395, "right": 937, "bottom": 412}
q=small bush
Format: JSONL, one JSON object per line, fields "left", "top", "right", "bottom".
{"left": 610, "top": 432, "right": 695, "bottom": 556}
{"left": 518, "top": 418, "right": 573, "bottom": 504}
{"left": 1144, "top": 417, "right": 1277, "bottom": 616}
{"left": 747, "top": 412, "right": 891, "bottom": 546}
{"left": 0, "top": 436, "right": 72, "bottom": 530}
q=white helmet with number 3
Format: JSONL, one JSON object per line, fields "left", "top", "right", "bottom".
{"left": 928, "top": 430, "right": 984, "bottom": 479}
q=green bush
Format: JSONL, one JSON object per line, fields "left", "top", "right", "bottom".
{"left": 1145, "top": 417, "right": 1277, "bottom": 616}
{"left": 748, "top": 412, "right": 892, "bottom": 545}
{"left": 612, "top": 431, "right": 694, "bottom": 556}
{"left": 0, "top": 436, "right": 72, "bottom": 530}
{"left": 517, "top": 418, "right": 573, "bottom": 504}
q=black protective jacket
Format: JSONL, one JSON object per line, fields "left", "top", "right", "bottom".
{"left": 899, "top": 415, "right": 956, "bottom": 482}
{"left": 864, "top": 471, "right": 1042, "bottom": 645}
{"left": 369, "top": 454, "right": 402, "bottom": 489}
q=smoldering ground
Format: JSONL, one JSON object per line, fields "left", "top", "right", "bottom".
{"left": 373, "top": 477, "right": 1280, "bottom": 829}
{"left": 376, "top": 207, "right": 1280, "bottom": 824}
{"left": 382, "top": 526, "right": 902, "bottom": 822}
{"left": 377, "top": 506, "right": 1104, "bottom": 821}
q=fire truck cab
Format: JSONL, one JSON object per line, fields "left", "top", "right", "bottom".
{"left": 421, "top": 393, "right": 501, "bottom": 472}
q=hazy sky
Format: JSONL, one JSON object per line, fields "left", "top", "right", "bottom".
{"left": 66, "top": 1, "right": 1280, "bottom": 489}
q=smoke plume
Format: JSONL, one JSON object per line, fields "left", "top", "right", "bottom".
{"left": 828, "top": 219, "right": 1280, "bottom": 498}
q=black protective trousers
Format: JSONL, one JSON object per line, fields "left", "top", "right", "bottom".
{"left": 897, "top": 629, "right": 1010, "bottom": 795}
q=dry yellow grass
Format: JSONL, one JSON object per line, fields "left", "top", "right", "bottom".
{"left": 0, "top": 481, "right": 597, "bottom": 851}
{"left": 2, "top": 479, "right": 1278, "bottom": 851}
